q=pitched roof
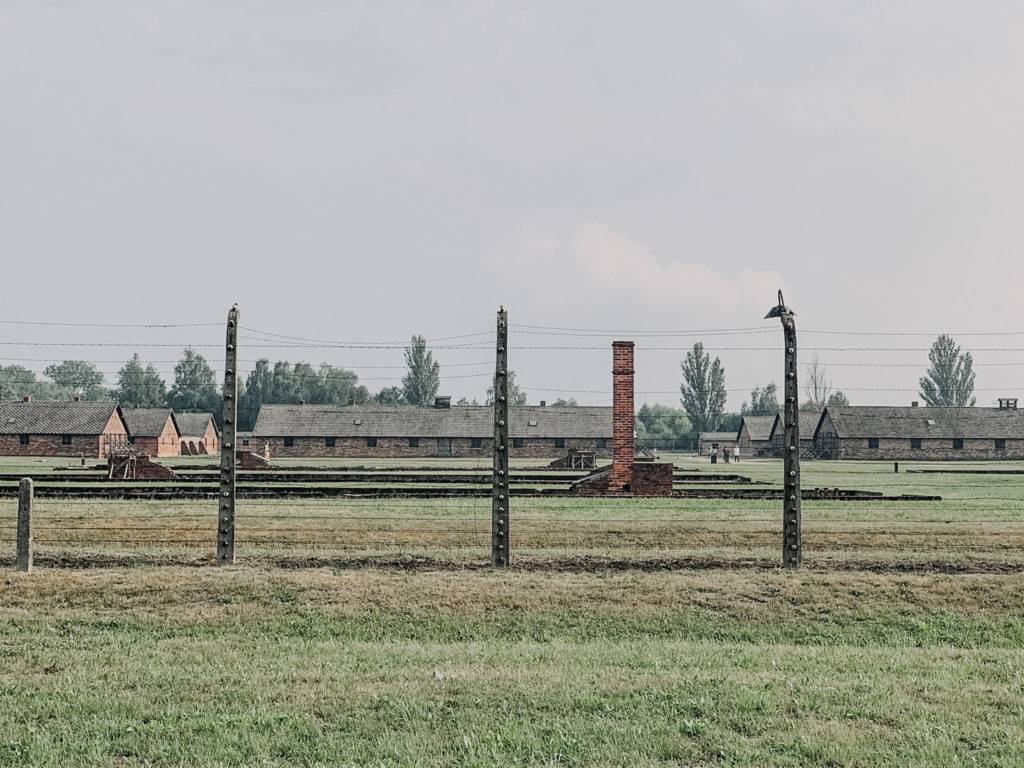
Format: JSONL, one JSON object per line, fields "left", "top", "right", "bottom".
{"left": 175, "top": 412, "right": 218, "bottom": 438}
{"left": 698, "top": 431, "right": 739, "bottom": 442}
{"left": 817, "top": 406, "right": 1024, "bottom": 440}
{"left": 0, "top": 400, "right": 122, "bottom": 435}
{"left": 769, "top": 410, "right": 823, "bottom": 440}
{"left": 122, "top": 408, "right": 178, "bottom": 438}
{"left": 739, "top": 415, "right": 776, "bottom": 441}
{"left": 252, "top": 404, "right": 612, "bottom": 439}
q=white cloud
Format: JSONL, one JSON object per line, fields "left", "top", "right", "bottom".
{"left": 494, "top": 220, "right": 788, "bottom": 325}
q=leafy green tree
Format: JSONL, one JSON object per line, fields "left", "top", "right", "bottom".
{"left": 635, "top": 403, "right": 692, "bottom": 444}
{"left": 167, "top": 348, "right": 219, "bottom": 413}
{"left": 240, "top": 359, "right": 274, "bottom": 429}
{"left": 919, "top": 334, "right": 976, "bottom": 407}
{"left": 741, "top": 383, "right": 778, "bottom": 415}
{"left": 455, "top": 396, "right": 481, "bottom": 406}
{"left": 486, "top": 369, "right": 528, "bottom": 406}
{"left": 826, "top": 390, "right": 850, "bottom": 408}
{"left": 43, "top": 360, "right": 106, "bottom": 399}
{"left": 375, "top": 386, "right": 405, "bottom": 404}
{"left": 0, "top": 365, "right": 67, "bottom": 400}
{"left": 401, "top": 335, "right": 440, "bottom": 406}
{"left": 551, "top": 397, "right": 579, "bottom": 407}
{"left": 114, "top": 354, "right": 166, "bottom": 408}
{"left": 679, "top": 343, "right": 727, "bottom": 433}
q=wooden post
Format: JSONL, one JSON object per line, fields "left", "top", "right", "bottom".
{"left": 16, "top": 478, "right": 32, "bottom": 572}
{"left": 766, "top": 291, "right": 801, "bottom": 569}
{"left": 492, "top": 307, "right": 509, "bottom": 567}
{"left": 217, "top": 305, "right": 240, "bottom": 566}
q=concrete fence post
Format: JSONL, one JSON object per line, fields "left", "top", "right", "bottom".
{"left": 16, "top": 478, "right": 32, "bottom": 572}
{"left": 218, "top": 304, "right": 240, "bottom": 566}
{"left": 492, "top": 307, "right": 509, "bottom": 567}
{"left": 765, "top": 291, "right": 802, "bottom": 569}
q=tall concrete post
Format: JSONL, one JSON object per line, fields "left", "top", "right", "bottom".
{"left": 217, "top": 304, "right": 240, "bottom": 566}
{"left": 766, "top": 292, "right": 802, "bottom": 568}
{"left": 492, "top": 307, "right": 509, "bottom": 567}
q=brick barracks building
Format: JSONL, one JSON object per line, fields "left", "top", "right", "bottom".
{"left": 174, "top": 412, "right": 220, "bottom": 455}
{"left": 0, "top": 398, "right": 128, "bottom": 458}
{"left": 121, "top": 408, "right": 181, "bottom": 458}
{"left": 251, "top": 400, "right": 612, "bottom": 459}
{"left": 813, "top": 400, "right": 1024, "bottom": 460}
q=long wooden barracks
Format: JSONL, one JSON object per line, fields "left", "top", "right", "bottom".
{"left": 813, "top": 400, "right": 1024, "bottom": 460}
{"left": 250, "top": 400, "right": 613, "bottom": 459}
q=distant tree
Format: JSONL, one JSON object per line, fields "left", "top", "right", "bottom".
{"left": 551, "top": 397, "right": 579, "bottom": 407}
{"left": 486, "top": 369, "right": 528, "bottom": 406}
{"left": 375, "top": 386, "right": 406, "bottom": 405}
{"left": 635, "top": 403, "right": 692, "bottom": 444}
{"left": 240, "top": 359, "right": 274, "bottom": 429}
{"left": 455, "top": 396, "right": 481, "bottom": 406}
{"left": 167, "top": 348, "right": 219, "bottom": 413}
{"left": 0, "top": 365, "right": 67, "bottom": 400}
{"left": 802, "top": 355, "right": 848, "bottom": 411}
{"left": 43, "top": 360, "right": 106, "bottom": 399}
{"left": 401, "top": 335, "right": 440, "bottom": 406}
{"left": 919, "top": 334, "right": 976, "bottom": 407}
{"left": 741, "top": 383, "right": 778, "bottom": 415}
{"left": 718, "top": 412, "right": 743, "bottom": 432}
{"left": 313, "top": 363, "right": 367, "bottom": 405}
{"left": 826, "top": 390, "right": 850, "bottom": 408}
{"left": 114, "top": 354, "right": 166, "bottom": 408}
{"left": 679, "top": 343, "right": 727, "bottom": 433}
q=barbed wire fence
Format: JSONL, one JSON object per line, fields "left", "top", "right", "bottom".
{"left": 3, "top": 304, "right": 1024, "bottom": 570}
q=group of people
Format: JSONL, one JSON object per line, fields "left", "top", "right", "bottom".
{"left": 708, "top": 445, "right": 740, "bottom": 463}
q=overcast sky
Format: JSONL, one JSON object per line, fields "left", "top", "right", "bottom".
{"left": 2, "top": 1, "right": 1023, "bottom": 409}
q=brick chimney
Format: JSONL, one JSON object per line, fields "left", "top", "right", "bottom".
{"left": 73, "top": 396, "right": 81, "bottom": 402}
{"left": 609, "top": 341, "right": 635, "bottom": 491}
{"left": 23, "top": 396, "right": 30, "bottom": 403}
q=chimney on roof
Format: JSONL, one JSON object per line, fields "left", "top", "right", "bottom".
{"left": 73, "top": 396, "right": 80, "bottom": 402}
{"left": 23, "top": 396, "right": 30, "bottom": 403}
{"left": 609, "top": 341, "right": 635, "bottom": 492}
{"left": 911, "top": 401, "right": 919, "bottom": 407}
{"left": 434, "top": 395, "right": 451, "bottom": 409}
{"left": 299, "top": 399, "right": 305, "bottom": 405}
{"left": 540, "top": 400, "right": 546, "bottom": 407}
{"left": 999, "top": 397, "right": 1018, "bottom": 410}
{"left": 348, "top": 398, "right": 355, "bottom": 407}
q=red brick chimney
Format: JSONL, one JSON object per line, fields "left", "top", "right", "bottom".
{"left": 23, "top": 396, "right": 30, "bottom": 403}
{"left": 609, "top": 341, "right": 635, "bottom": 491}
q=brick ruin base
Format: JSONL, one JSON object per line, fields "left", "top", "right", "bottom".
{"left": 238, "top": 450, "right": 271, "bottom": 469}
{"left": 107, "top": 455, "right": 177, "bottom": 480}
{"left": 573, "top": 461, "right": 674, "bottom": 497}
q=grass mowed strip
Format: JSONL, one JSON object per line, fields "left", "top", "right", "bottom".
{"left": 2, "top": 568, "right": 1024, "bottom": 767}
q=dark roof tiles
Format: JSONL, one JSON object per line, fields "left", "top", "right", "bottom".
{"left": 175, "top": 412, "right": 218, "bottom": 438}
{"left": 0, "top": 400, "right": 122, "bottom": 435}
{"left": 121, "top": 409, "right": 178, "bottom": 438}
{"left": 819, "top": 406, "right": 1024, "bottom": 440}
{"left": 252, "top": 404, "right": 612, "bottom": 439}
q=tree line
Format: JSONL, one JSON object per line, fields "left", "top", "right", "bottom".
{"left": 1, "top": 332, "right": 978, "bottom": 436}
{"left": 663, "top": 334, "right": 978, "bottom": 442}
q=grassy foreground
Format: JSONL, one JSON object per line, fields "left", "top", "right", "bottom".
{"left": 2, "top": 566, "right": 1023, "bottom": 767}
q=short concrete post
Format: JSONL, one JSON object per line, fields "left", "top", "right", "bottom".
{"left": 16, "top": 478, "right": 32, "bottom": 572}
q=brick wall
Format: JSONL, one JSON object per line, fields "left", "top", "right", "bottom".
{"left": 254, "top": 436, "right": 612, "bottom": 459}
{"left": 132, "top": 419, "right": 179, "bottom": 458}
{"left": 0, "top": 434, "right": 104, "bottom": 457}
{"left": 836, "top": 436, "right": 1024, "bottom": 461}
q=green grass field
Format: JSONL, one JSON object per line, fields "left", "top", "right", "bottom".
{"left": 2, "top": 457, "right": 1024, "bottom": 766}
